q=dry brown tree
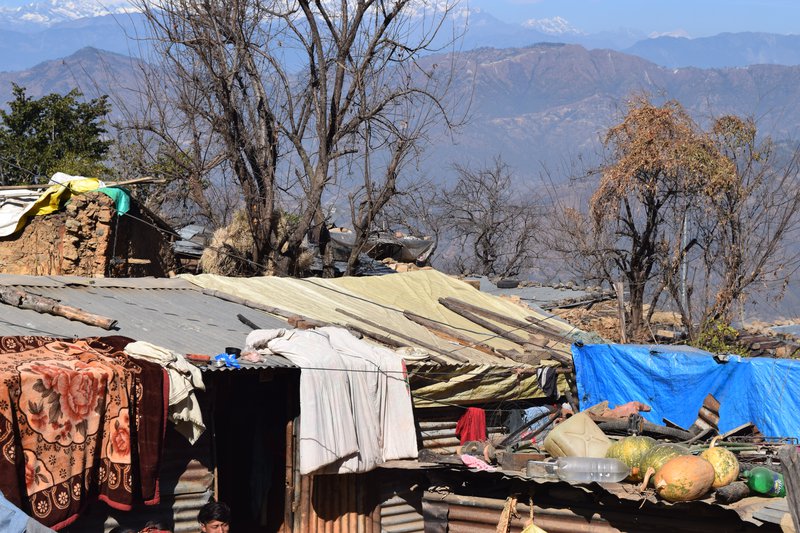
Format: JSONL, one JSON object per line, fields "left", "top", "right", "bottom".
{"left": 566, "top": 96, "right": 733, "bottom": 339}
{"left": 131, "top": 0, "right": 461, "bottom": 275}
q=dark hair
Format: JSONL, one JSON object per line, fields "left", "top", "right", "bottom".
{"left": 109, "top": 527, "right": 137, "bottom": 533}
{"left": 142, "top": 520, "right": 170, "bottom": 531}
{"left": 198, "top": 501, "right": 231, "bottom": 525}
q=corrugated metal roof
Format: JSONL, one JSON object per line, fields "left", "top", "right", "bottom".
{"left": 0, "top": 274, "right": 295, "bottom": 369}
{"left": 475, "top": 277, "right": 595, "bottom": 307}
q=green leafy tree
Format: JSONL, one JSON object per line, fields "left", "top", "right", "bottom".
{"left": 0, "top": 84, "right": 112, "bottom": 185}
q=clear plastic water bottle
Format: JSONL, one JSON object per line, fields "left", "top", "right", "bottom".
{"left": 527, "top": 457, "right": 630, "bottom": 483}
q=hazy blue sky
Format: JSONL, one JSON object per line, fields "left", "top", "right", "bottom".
{"left": 469, "top": 0, "right": 797, "bottom": 38}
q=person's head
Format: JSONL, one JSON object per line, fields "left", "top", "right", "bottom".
{"left": 141, "top": 520, "right": 172, "bottom": 533}
{"left": 198, "top": 501, "right": 231, "bottom": 533}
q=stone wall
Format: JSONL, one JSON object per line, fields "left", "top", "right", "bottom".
{"left": 0, "top": 192, "right": 175, "bottom": 277}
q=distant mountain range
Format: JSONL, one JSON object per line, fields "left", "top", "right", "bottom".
{"left": 0, "top": 46, "right": 142, "bottom": 106}
{"left": 624, "top": 32, "right": 800, "bottom": 68}
{"left": 6, "top": 43, "right": 799, "bottom": 180}
{"left": 0, "top": 0, "right": 133, "bottom": 31}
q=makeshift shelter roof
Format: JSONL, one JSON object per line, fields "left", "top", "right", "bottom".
{"left": 0, "top": 275, "right": 295, "bottom": 368}
{"left": 181, "top": 270, "right": 592, "bottom": 406}
{"left": 183, "top": 270, "right": 578, "bottom": 361}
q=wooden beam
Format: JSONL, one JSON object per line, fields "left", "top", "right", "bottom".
{"left": 0, "top": 286, "right": 117, "bottom": 329}
{"left": 402, "top": 310, "right": 510, "bottom": 360}
{"left": 334, "top": 307, "right": 467, "bottom": 364}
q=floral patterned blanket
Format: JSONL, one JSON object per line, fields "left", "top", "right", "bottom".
{"left": 0, "top": 336, "right": 167, "bottom": 530}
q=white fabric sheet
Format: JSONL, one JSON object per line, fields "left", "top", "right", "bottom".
{"left": 245, "top": 327, "right": 417, "bottom": 475}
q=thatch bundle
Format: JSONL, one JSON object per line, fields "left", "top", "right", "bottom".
{"left": 199, "top": 211, "right": 258, "bottom": 276}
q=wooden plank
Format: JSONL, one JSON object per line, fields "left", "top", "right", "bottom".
{"left": 779, "top": 445, "right": 800, "bottom": 532}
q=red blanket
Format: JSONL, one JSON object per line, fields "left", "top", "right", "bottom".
{"left": 0, "top": 336, "right": 167, "bottom": 530}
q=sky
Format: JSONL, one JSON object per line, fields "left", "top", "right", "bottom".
{"left": 468, "top": 0, "right": 799, "bottom": 38}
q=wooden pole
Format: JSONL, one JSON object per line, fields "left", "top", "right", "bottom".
{"left": 0, "top": 176, "right": 166, "bottom": 191}
{"left": 614, "top": 281, "right": 628, "bottom": 343}
{"left": 0, "top": 286, "right": 117, "bottom": 329}
{"left": 439, "top": 296, "right": 571, "bottom": 345}
{"left": 403, "top": 310, "right": 511, "bottom": 360}
{"left": 334, "top": 307, "right": 467, "bottom": 364}
{"left": 437, "top": 297, "right": 530, "bottom": 346}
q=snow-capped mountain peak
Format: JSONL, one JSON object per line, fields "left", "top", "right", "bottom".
{"left": 522, "top": 16, "right": 584, "bottom": 36}
{"left": 0, "top": 0, "right": 136, "bottom": 30}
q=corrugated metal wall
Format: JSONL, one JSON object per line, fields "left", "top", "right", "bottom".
{"left": 63, "top": 425, "right": 214, "bottom": 532}
{"left": 419, "top": 420, "right": 505, "bottom": 454}
{"left": 294, "top": 473, "right": 381, "bottom": 532}
{"left": 380, "top": 494, "right": 424, "bottom": 533}
{"left": 378, "top": 471, "right": 426, "bottom": 533}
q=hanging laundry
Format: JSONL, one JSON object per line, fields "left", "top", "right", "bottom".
{"left": 0, "top": 336, "right": 166, "bottom": 530}
{"left": 125, "top": 341, "right": 206, "bottom": 444}
{"left": 244, "top": 327, "right": 417, "bottom": 475}
{"left": 455, "top": 407, "right": 487, "bottom": 444}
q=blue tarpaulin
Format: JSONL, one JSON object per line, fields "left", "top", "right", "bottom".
{"left": 572, "top": 343, "right": 800, "bottom": 438}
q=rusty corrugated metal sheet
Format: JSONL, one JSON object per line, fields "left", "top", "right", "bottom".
{"left": 380, "top": 494, "right": 424, "bottom": 533}
{"left": 296, "top": 473, "right": 380, "bottom": 532}
{"left": 424, "top": 492, "right": 620, "bottom": 533}
{"left": 422, "top": 491, "right": 778, "bottom": 533}
{"left": 419, "top": 420, "right": 504, "bottom": 454}
{"left": 63, "top": 426, "right": 214, "bottom": 532}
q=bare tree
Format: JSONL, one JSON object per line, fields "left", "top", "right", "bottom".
{"left": 551, "top": 96, "right": 733, "bottom": 339}
{"left": 438, "top": 157, "right": 542, "bottom": 278}
{"left": 690, "top": 116, "right": 800, "bottom": 328}
{"left": 131, "top": 0, "right": 461, "bottom": 275}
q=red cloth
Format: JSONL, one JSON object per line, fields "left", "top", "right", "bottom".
{"left": 455, "top": 407, "right": 487, "bottom": 444}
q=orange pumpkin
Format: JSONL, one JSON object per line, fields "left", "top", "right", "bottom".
{"left": 653, "top": 455, "right": 715, "bottom": 502}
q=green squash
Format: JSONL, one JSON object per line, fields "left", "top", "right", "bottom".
{"left": 606, "top": 435, "right": 657, "bottom": 482}
{"left": 639, "top": 443, "right": 690, "bottom": 489}
{"left": 700, "top": 437, "right": 740, "bottom": 488}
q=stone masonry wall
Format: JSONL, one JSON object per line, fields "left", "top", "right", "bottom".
{"left": 0, "top": 192, "right": 175, "bottom": 277}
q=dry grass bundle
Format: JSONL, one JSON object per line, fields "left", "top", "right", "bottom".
{"left": 199, "top": 211, "right": 258, "bottom": 276}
